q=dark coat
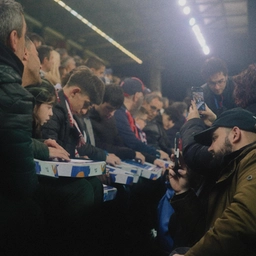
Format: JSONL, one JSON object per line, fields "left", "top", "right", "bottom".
{"left": 143, "top": 115, "right": 172, "bottom": 155}
{"left": 0, "top": 42, "right": 38, "bottom": 199}
{"left": 171, "top": 144, "right": 256, "bottom": 256}
{"left": 41, "top": 89, "right": 106, "bottom": 160}
{"left": 114, "top": 105, "right": 159, "bottom": 157}
{"left": 90, "top": 107, "right": 157, "bottom": 163}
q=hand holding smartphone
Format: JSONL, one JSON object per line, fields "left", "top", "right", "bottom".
{"left": 173, "top": 132, "right": 181, "bottom": 176}
{"left": 191, "top": 86, "right": 205, "bottom": 111}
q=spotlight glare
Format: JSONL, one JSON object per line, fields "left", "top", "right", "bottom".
{"left": 183, "top": 6, "right": 190, "bottom": 15}
{"left": 203, "top": 46, "right": 210, "bottom": 55}
{"left": 189, "top": 18, "right": 196, "bottom": 26}
{"left": 178, "top": 0, "right": 186, "bottom": 6}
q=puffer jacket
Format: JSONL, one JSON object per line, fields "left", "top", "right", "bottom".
{"left": 0, "top": 42, "right": 38, "bottom": 199}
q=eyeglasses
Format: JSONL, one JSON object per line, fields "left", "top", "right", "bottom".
{"left": 208, "top": 78, "right": 226, "bottom": 87}
{"left": 149, "top": 105, "right": 161, "bottom": 114}
{"left": 83, "top": 100, "right": 92, "bottom": 109}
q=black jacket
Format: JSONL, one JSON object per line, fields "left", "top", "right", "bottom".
{"left": 143, "top": 115, "right": 172, "bottom": 155}
{"left": 90, "top": 107, "right": 157, "bottom": 163}
{"left": 41, "top": 89, "right": 107, "bottom": 160}
{"left": 0, "top": 42, "right": 38, "bottom": 199}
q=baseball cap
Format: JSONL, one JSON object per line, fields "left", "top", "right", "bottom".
{"left": 120, "top": 77, "right": 150, "bottom": 96}
{"left": 194, "top": 108, "right": 256, "bottom": 146}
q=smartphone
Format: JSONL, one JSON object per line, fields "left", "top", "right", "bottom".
{"left": 173, "top": 132, "right": 181, "bottom": 176}
{"left": 191, "top": 87, "right": 205, "bottom": 111}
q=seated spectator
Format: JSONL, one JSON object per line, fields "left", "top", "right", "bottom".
{"left": 90, "top": 83, "right": 164, "bottom": 167}
{"left": 200, "top": 57, "right": 237, "bottom": 116}
{"left": 44, "top": 49, "right": 62, "bottom": 89}
{"left": 39, "top": 66, "right": 113, "bottom": 255}
{"left": 143, "top": 106, "right": 180, "bottom": 154}
{"left": 22, "top": 36, "right": 41, "bottom": 86}
{"left": 103, "top": 68, "right": 113, "bottom": 84}
{"left": 84, "top": 55, "right": 106, "bottom": 78}
{"left": 59, "top": 55, "right": 76, "bottom": 80}
{"left": 134, "top": 106, "right": 148, "bottom": 144}
{"left": 169, "top": 107, "right": 256, "bottom": 256}
{"left": 26, "top": 82, "right": 56, "bottom": 137}
{"left": 28, "top": 32, "right": 44, "bottom": 48}
{"left": 37, "top": 45, "right": 54, "bottom": 80}
{"left": 114, "top": 77, "right": 169, "bottom": 160}
{"left": 166, "top": 101, "right": 188, "bottom": 148}
{"left": 142, "top": 92, "right": 163, "bottom": 122}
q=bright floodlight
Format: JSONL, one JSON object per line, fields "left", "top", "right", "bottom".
{"left": 203, "top": 46, "right": 210, "bottom": 55}
{"left": 183, "top": 6, "right": 191, "bottom": 15}
{"left": 189, "top": 18, "right": 196, "bottom": 26}
{"left": 178, "top": 0, "right": 186, "bottom": 6}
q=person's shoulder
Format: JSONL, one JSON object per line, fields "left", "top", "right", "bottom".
{"left": 0, "top": 64, "right": 21, "bottom": 83}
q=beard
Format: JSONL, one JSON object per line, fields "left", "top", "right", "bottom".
{"left": 210, "top": 135, "right": 232, "bottom": 163}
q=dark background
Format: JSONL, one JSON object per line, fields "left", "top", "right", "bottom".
{"left": 19, "top": 0, "right": 256, "bottom": 101}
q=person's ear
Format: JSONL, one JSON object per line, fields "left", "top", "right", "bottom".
{"left": 8, "top": 30, "right": 19, "bottom": 53}
{"left": 23, "top": 48, "right": 29, "bottom": 61}
{"left": 134, "top": 92, "right": 140, "bottom": 101}
{"left": 231, "top": 126, "right": 241, "bottom": 143}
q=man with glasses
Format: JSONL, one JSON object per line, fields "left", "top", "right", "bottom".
{"left": 142, "top": 92, "right": 164, "bottom": 121}
{"left": 200, "top": 57, "right": 237, "bottom": 116}
{"left": 114, "top": 77, "right": 169, "bottom": 160}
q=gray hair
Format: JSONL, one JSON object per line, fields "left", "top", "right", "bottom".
{"left": 144, "top": 92, "right": 163, "bottom": 104}
{"left": 0, "top": 0, "right": 24, "bottom": 45}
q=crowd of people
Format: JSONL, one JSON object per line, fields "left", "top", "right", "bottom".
{"left": 1, "top": 1, "right": 256, "bottom": 256}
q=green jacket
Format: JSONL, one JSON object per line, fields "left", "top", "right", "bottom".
{"left": 0, "top": 43, "right": 38, "bottom": 199}
{"left": 186, "top": 142, "right": 256, "bottom": 256}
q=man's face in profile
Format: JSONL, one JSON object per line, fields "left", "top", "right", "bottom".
{"left": 16, "top": 16, "right": 27, "bottom": 61}
{"left": 97, "top": 102, "right": 116, "bottom": 120}
{"left": 208, "top": 127, "right": 232, "bottom": 162}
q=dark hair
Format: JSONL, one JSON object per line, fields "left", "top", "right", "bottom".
{"left": 84, "top": 56, "right": 106, "bottom": 70}
{"left": 103, "top": 83, "right": 124, "bottom": 109}
{"left": 37, "top": 45, "right": 53, "bottom": 63}
{"left": 201, "top": 57, "right": 228, "bottom": 81}
{"left": 26, "top": 81, "right": 56, "bottom": 105}
{"left": 233, "top": 63, "right": 256, "bottom": 108}
{"left": 144, "top": 92, "right": 163, "bottom": 104}
{"left": 27, "top": 32, "right": 44, "bottom": 45}
{"left": 64, "top": 65, "right": 105, "bottom": 105}
{"left": 26, "top": 81, "right": 56, "bottom": 138}
{"left": 170, "top": 101, "right": 188, "bottom": 116}
{"left": 0, "top": 0, "right": 24, "bottom": 45}
{"left": 164, "top": 106, "right": 180, "bottom": 123}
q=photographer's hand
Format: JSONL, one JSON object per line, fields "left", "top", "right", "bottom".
{"left": 169, "top": 153, "right": 190, "bottom": 195}
{"left": 186, "top": 100, "right": 200, "bottom": 121}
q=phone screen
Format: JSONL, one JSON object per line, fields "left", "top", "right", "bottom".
{"left": 173, "top": 132, "right": 181, "bottom": 176}
{"left": 191, "top": 87, "right": 205, "bottom": 111}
